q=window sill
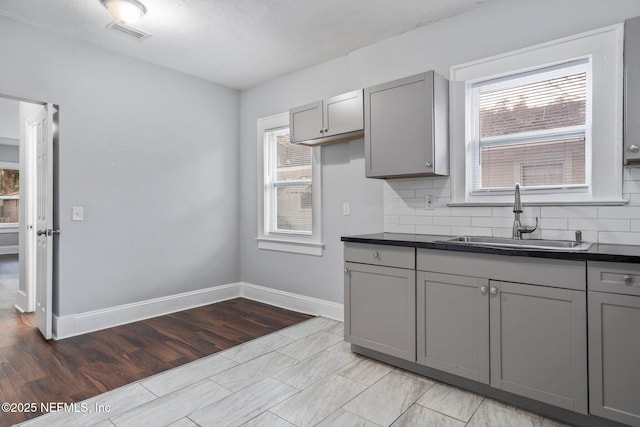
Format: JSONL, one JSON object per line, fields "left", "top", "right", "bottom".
{"left": 256, "top": 236, "right": 324, "bottom": 256}
{"left": 0, "top": 224, "right": 19, "bottom": 233}
{"left": 447, "top": 199, "right": 628, "bottom": 207}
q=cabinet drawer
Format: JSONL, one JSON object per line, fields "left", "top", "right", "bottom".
{"left": 417, "top": 249, "right": 585, "bottom": 290}
{"left": 344, "top": 243, "right": 414, "bottom": 269}
{"left": 588, "top": 261, "right": 640, "bottom": 296}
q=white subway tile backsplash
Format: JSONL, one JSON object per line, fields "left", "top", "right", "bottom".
{"left": 383, "top": 174, "right": 640, "bottom": 245}
{"left": 569, "top": 218, "right": 630, "bottom": 232}
{"left": 386, "top": 224, "right": 417, "bottom": 234}
{"left": 384, "top": 215, "right": 399, "bottom": 225}
{"left": 415, "top": 188, "right": 451, "bottom": 199}
{"left": 415, "top": 207, "right": 452, "bottom": 217}
{"left": 471, "top": 217, "right": 512, "bottom": 228}
{"left": 431, "top": 178, "right": 451, "bottom": 188}
{"left": 541, "top": 206, "right": 598, "bottom": 218}
{"left": 398, "top": 179, "right": 433, "bottom": 190}
{"left": 539, "top": 218, "right": 568, "bottom": 230}
{"left": 451, "top": 207, "right": 493, "bottom": 217}
{"left": 384, "top": 206, "right": 415, "bottom": 216}
{"left": 394, "top": 189, "right": 415, "bottom": 199}
{"left": 451, "top": 226, "right": 492, "bottom": 236}
{"left": 399, "top": 215, "right": 433, "bottom": 225}
{"left": 598, "top": 232, "right": 640, "bottom": 246}
{"left": 492, "top": 228, "right": 513, "bottom": 238}
{"left": 598, "top": 206, "right": 640, "bottom": 219}
{"left": 415, "top": 225, "right": 451, "bottom": 235}
{"left": 433, "top": 216, "right": 471, "bottom": 227}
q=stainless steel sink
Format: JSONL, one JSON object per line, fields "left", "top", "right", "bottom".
{"left": 439, "top": 236, "right": 593, "bottom": 251}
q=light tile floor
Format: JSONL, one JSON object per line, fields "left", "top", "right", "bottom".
{"left": 18, "top": 317, "right": 573, "bottom": 427}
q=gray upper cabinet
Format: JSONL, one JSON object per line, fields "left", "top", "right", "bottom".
{"left": 290, "top": 90, "right": 363, "bottom": 145}
{"left": 625, "top": 16, "right": 640, "bottom": 164}
{"left": 588, "top": 262, "right": 640, "bottom": 425}
{"left": 364, "top": 71, "right": 449, "bottom": 178}
{"left": 344, "top": 243, "right": 416, "bottom": 361}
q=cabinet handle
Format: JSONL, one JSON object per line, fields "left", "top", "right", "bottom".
{"left": 480, "top": 286, "right": 488, "bottom": 294}
{"left": 629, "top": 144, "right": 640, "bottom": 153}
{"left": 373, "top": 251, "right": 379, "bottom": 258}
{"left": 324, "top": 128, "right": 328, "bottom": 132}
{"left": 490, "top": 287, "right": 498, "bottom": 295}
{"left": 319, "top": 129, "right": 324, "bottom": 134}
{"left": 344, "top": 267, "right": 349, "bottom": 273}
{"left": 425, "top": 162, "right": 433, "bottom": 168}
{"left": 624, "top": 274, "right": 633, "bottom": 283}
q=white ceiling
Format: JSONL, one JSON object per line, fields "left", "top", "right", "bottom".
{"left": 0, "top": 0, "right": 488, "bottom": 89}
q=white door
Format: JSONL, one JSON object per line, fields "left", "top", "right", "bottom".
{"left": 33, "top": 104, "right": 54, "bottom": 339}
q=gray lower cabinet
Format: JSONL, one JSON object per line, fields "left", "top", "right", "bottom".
{"left": 344, "top": 243, "right": 416, "bottom": 362}
{"left": 588, "top": 291, "right": 640, "bottom": 426}
{"left": 417, "top": 271, "right": 490, "bottom": 383}
{"left": 416, "top": 250, "right": 588, "bottom": 414}
{"left": 490, "top": 280, "right": 588, "bottom": 414}
{"left": 344, "top": 262, "right": 416, "bottom": 361}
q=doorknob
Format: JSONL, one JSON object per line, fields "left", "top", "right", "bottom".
{"left": 37, "top": 229, "right": 47, "bottom": 236}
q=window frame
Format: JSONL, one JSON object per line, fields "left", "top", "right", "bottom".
{"left": 449, "top": 24, "right": 625, "bottom": 206}
{"left": 468, "top": 59, "right": 592, "bottom": 196}
{"left": 0, "top": 161, "right": 19, "bottom": 228}
{"left": 256, "top": 112, "right": 323, "bottom": 256}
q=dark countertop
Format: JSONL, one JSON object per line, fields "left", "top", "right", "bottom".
{"left": 341, "top": 233, "right": 640, "bottom": 263}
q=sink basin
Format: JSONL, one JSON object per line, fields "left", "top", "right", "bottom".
{"left": 439, "top": 236, "right": 593, "bottom": 251}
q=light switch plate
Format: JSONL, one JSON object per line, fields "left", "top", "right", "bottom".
{"left": 72, "top": 206, "right": 84, "bottom": 221}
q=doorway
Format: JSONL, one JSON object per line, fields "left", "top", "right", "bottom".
{"left": 0, "top": 94, "right": 56, "bottom": 339}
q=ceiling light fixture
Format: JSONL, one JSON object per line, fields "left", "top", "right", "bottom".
{"left": 101, "top": 0, "right": 147, "bottom": 25}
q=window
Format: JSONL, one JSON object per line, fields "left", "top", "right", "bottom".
{"left": 0, "top": 167, "right": 19, "bottom": 224}
{"left": 257, "top": 113, "right": 323, "bottom": 256}
{"left": 450, "top": 24, "right": 624, "bottom": 205}
{"left": 265, "top": 127, "right": 312, "bottom": 235}
{"left": 469, "top": 60, "right": 590, "bottom": 194}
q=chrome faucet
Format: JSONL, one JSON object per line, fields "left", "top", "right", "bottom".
{"left": 512, "top": 183, "right": 538, "bottom": 239}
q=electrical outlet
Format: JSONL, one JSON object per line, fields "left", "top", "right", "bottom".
{"left": 72, "top": 206, "right": 84, "bottom": 221}
{"left": 425, "top": 195, "right": 434, "bottom": 210}
{"left": 342, "top": 202, "right": 350, "bottom": 216}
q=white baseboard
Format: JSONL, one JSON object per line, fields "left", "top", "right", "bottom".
{"left": 53, "top": 283, "right": 242, "bottom": 339}
{"left": 52, "top": 282, "right": 344, "bottom": 340}
{"left": 241, "top": 282, "right": 344, "bottom": 321}
{"left": 0, "top": 245, "right": 19, "bottom": 255}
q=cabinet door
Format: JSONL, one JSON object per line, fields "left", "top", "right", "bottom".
{"left": 588, "top": 291, "right": 640, "bottom": 425}
{"left": 489, "top": 281, "right": 588, "bottom": 414}
{"left": 290, "top": 100, "right": 323, "bottom": 143}
{"left": 417, "top": 271, "right": 489, "bottom": 383}
{"left": 625, "top": 16, "right": 640, "bottom": 163}
{"left": 364, "top": 72, "right": 433, "bottom": 177}
{"left": 323, "top": 90, "right": 363, "bottom": 137}
{"left": 344, "top": 262, "right": 416, "bottom": 361}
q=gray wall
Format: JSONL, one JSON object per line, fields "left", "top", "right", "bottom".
{"left": 0, "top": 17, "right": 241, "bottom": 316}
{"left": 0, "top": 100, "right": 20, "bottom": 251}
{"left": 0, "top": 143, "right": 19, "bottom": 163}
{"left": 0, "top": 98, "right": 19, "bottom": 140}
{"left": 240, "top": 0, "right": 640, "bottom": 304}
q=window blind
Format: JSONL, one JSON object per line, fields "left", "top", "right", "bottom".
{"left": 470, "top": 60, "right": 590, "bottom": 193}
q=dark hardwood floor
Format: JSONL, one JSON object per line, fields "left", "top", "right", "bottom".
{"left": 0, "top": 255, "right": 312, "bottom": 426}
